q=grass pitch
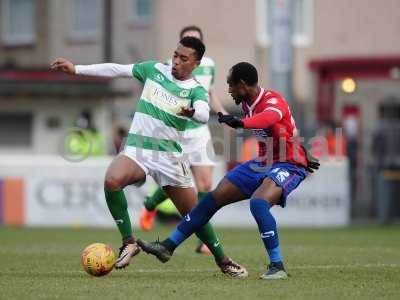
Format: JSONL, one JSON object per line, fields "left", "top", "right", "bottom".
{"left": 1, "top": 226, "right": 399, "bottom": 300}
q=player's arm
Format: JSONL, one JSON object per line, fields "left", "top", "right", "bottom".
{"left": 178, "top": 86, "right": 210, "bottom": 123}
{"left": 178, "top": 101, "right": 210, "bottom": 123}
{"left": 51, "top": 58, "right": 133, "bottom": 78}
{"left": 218, "top": 109, "right": 282, "bottom": 129}
{"left": 218, "top": 94, "right": 285, "bottom": 129}
{"left": 207, "top": 60, "right": 228, "bottom": 114}
{"left": 241, "top": 109, "right": 282, "bottom": 129}
{"left": 208, "top": 88, "right": 228, "bottom": 114}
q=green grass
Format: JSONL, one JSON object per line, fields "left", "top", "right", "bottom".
{"left": 1, "top": 226, "right": 399, "bottom": 300}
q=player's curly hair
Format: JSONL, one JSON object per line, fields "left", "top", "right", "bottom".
{"left": 179, "top": 36, "right": 205, "bottom": 61}
{"left": 229, "top": 62, "right": 258, "bottom": 86}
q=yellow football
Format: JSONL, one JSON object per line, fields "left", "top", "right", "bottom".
{"left": 80, "top": 243, "right": 116, "bottom": 277}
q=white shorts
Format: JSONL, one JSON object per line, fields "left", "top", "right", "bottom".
{"left": 183, "top": 126, "right": 216, "bottom": 167}
{"left": 122, "top": 146, "right": 193, "bottom": 188}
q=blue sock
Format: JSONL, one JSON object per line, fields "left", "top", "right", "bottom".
{"left": 168, "top": 192, "right": 219, "bottom": 246}
{"left": 250, "top": 198, "right": 283, "bottom": 263}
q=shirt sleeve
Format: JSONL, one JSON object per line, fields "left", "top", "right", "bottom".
{"left": 191, "top": 86, "right": 209, "bottom": 104}
{"left": 262, "top": 94, "right": 287, "bottom": 120}
{"left": 190, "top": 86, "right": 210, "bottom": 123}
{"left": 242, "top": 93, "right": 288, "bottom": 129}
{"left": 75, "top": 63, "right": 134, "bottom": 78}
{"left": 192, "top": 100, "right": 210, "bottom": 123}
{"left": 132, "top": 60, "right": 157, "bottom": 83}
{"left": 242, "top": 109, "right": 282, "bottom": 129}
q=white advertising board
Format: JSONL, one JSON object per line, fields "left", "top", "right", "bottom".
{"left": 0, "top": 155, "right": 349, "bottom": 227}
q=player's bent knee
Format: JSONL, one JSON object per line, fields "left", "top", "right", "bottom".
{"left": 252, "top": 178, "right": 282, "bottom": 205}
{"left": 104, "top": 175, "right": 123, "bottom": 191}
{"left": 192, "top": 166, "right": 213, "bottom": 192}
{"left": 193, "top": 172, "right": 212, "bottom": 192}
{"left": 210, "top": 186, "right": 226, "bottom": 202}
{"left": 197, "top": 180, "right": 212, "bottom": 193}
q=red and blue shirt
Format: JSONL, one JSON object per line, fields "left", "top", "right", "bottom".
{"left": 241, "top": 88, "right": 307, "bottom": 167}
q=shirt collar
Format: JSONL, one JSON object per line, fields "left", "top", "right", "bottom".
{"left": 245, "top": 88, "right": 264, "bottom": 116}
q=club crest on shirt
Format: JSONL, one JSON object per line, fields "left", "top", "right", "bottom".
{"left": 179, "top": 89, "right": 190, "bottom": 98}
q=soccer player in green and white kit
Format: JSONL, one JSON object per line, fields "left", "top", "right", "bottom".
{"left": 140, "top": 26, "right": 227, "bottom": 254}
{"left": 51, "top": 37, "right": 247, "bottom": 278}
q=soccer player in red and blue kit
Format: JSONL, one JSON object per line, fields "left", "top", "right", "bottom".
{"left": 138, "top": 62, "right": 319, "bottom": 279}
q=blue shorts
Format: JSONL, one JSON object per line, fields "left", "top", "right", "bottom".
{"left": 225, "top": 160, "right": 307, "bottom": 207}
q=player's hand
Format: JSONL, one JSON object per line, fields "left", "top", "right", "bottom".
{"left": 306, "top": 159, "right": 320, "bottom": 173}
{"left": 217, "top": 112, "right": 244, "bottom": 129}
{"left": 178, "top": 106, "right": 195, "bottom": 118}
{"left": 302, "top": 146, "right": 320, "bottom": 173}
{"left": 50, "top": 58, "right": 76, "bottom": 75}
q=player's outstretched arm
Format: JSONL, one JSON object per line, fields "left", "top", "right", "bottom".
{"left": 51, "top": 58, "right": 76, "bottom": 74}
{"left": 218, "top": 110, "right": 282, "bottom": 130}
{"left": 217, "top": 112, "right": 243, "bottom": 129}
{"left": 209, "top": 89, "right": 228, "bottom": 115}
{"left": 51, "top": 58, "right": 133, "bottom": 78}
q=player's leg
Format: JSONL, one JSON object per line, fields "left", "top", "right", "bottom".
{"left": 138, "top": 179, "right": 246, "bottom": 255}
{"left": 144, "top": 187, "right": 168, "bottom": 211}
{"left": 139, "top": 186, "right": 165, "bottom": 231}
{"left": 138, "top": 183, "right": 248, "bottom": 277}
{"left": 162, "top": 178, "right": 246, "bottom": 247}
{"left": 250, "top": 163, "right": 307, "bottom": 279}
{"left": 163, "top": 185, "right": 225, "bottom": 261}
{"left": 140, "top": 185, "right": 222, "bottom": 262}
{"left": 191, "top": 164, "right": 213, "bottom": 254}
{"left": 191, "top": 165, "right": 213, "bottom": 194}
{"left": 104, "top": 154, "right": 146, "bottom": 268}
{"left": 249, "top": 178, "right": 287, "bottom": 279}
{"left": 139, "top": 160, "right": 253, "bottom": 253}
{"left": 139, "top": 163, "right": 213, "bottom": 233}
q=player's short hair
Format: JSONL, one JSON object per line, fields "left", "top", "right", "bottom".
{"left": 229, "top": 62, "right": 258, "bottom": 86}
{"left": 180, "top": 25, "right": 203, "bottom": 41}
{"left": 179, "top": 36, "right": 205, "bottom": 61}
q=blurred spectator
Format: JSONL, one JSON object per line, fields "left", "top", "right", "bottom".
{"left": 343, "top": 113, "right": 360, "bottom": 205}
{"left": 310, "top": 122, "right": 347, "bottom": 159}
{"left": 372, "top": 122, "right": 388, "bottom": 169}
{"left": 241, "top": 136, "right": 259, "bottom": 162}
{"left": 372, "top": 105, "right": 400, "bottom": 223}
{"left": 66, "top": 110, "right": 106, "bottom": 157}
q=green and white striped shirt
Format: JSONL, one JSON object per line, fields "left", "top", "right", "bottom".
{"left": 128, "top": 61, "right": 209, "bottom": 154}
{"left": 76, "top": 60, "right": 210, "bottom": 155}
{"left": 166, "top": 56, "right": 216, "bottom": 140}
